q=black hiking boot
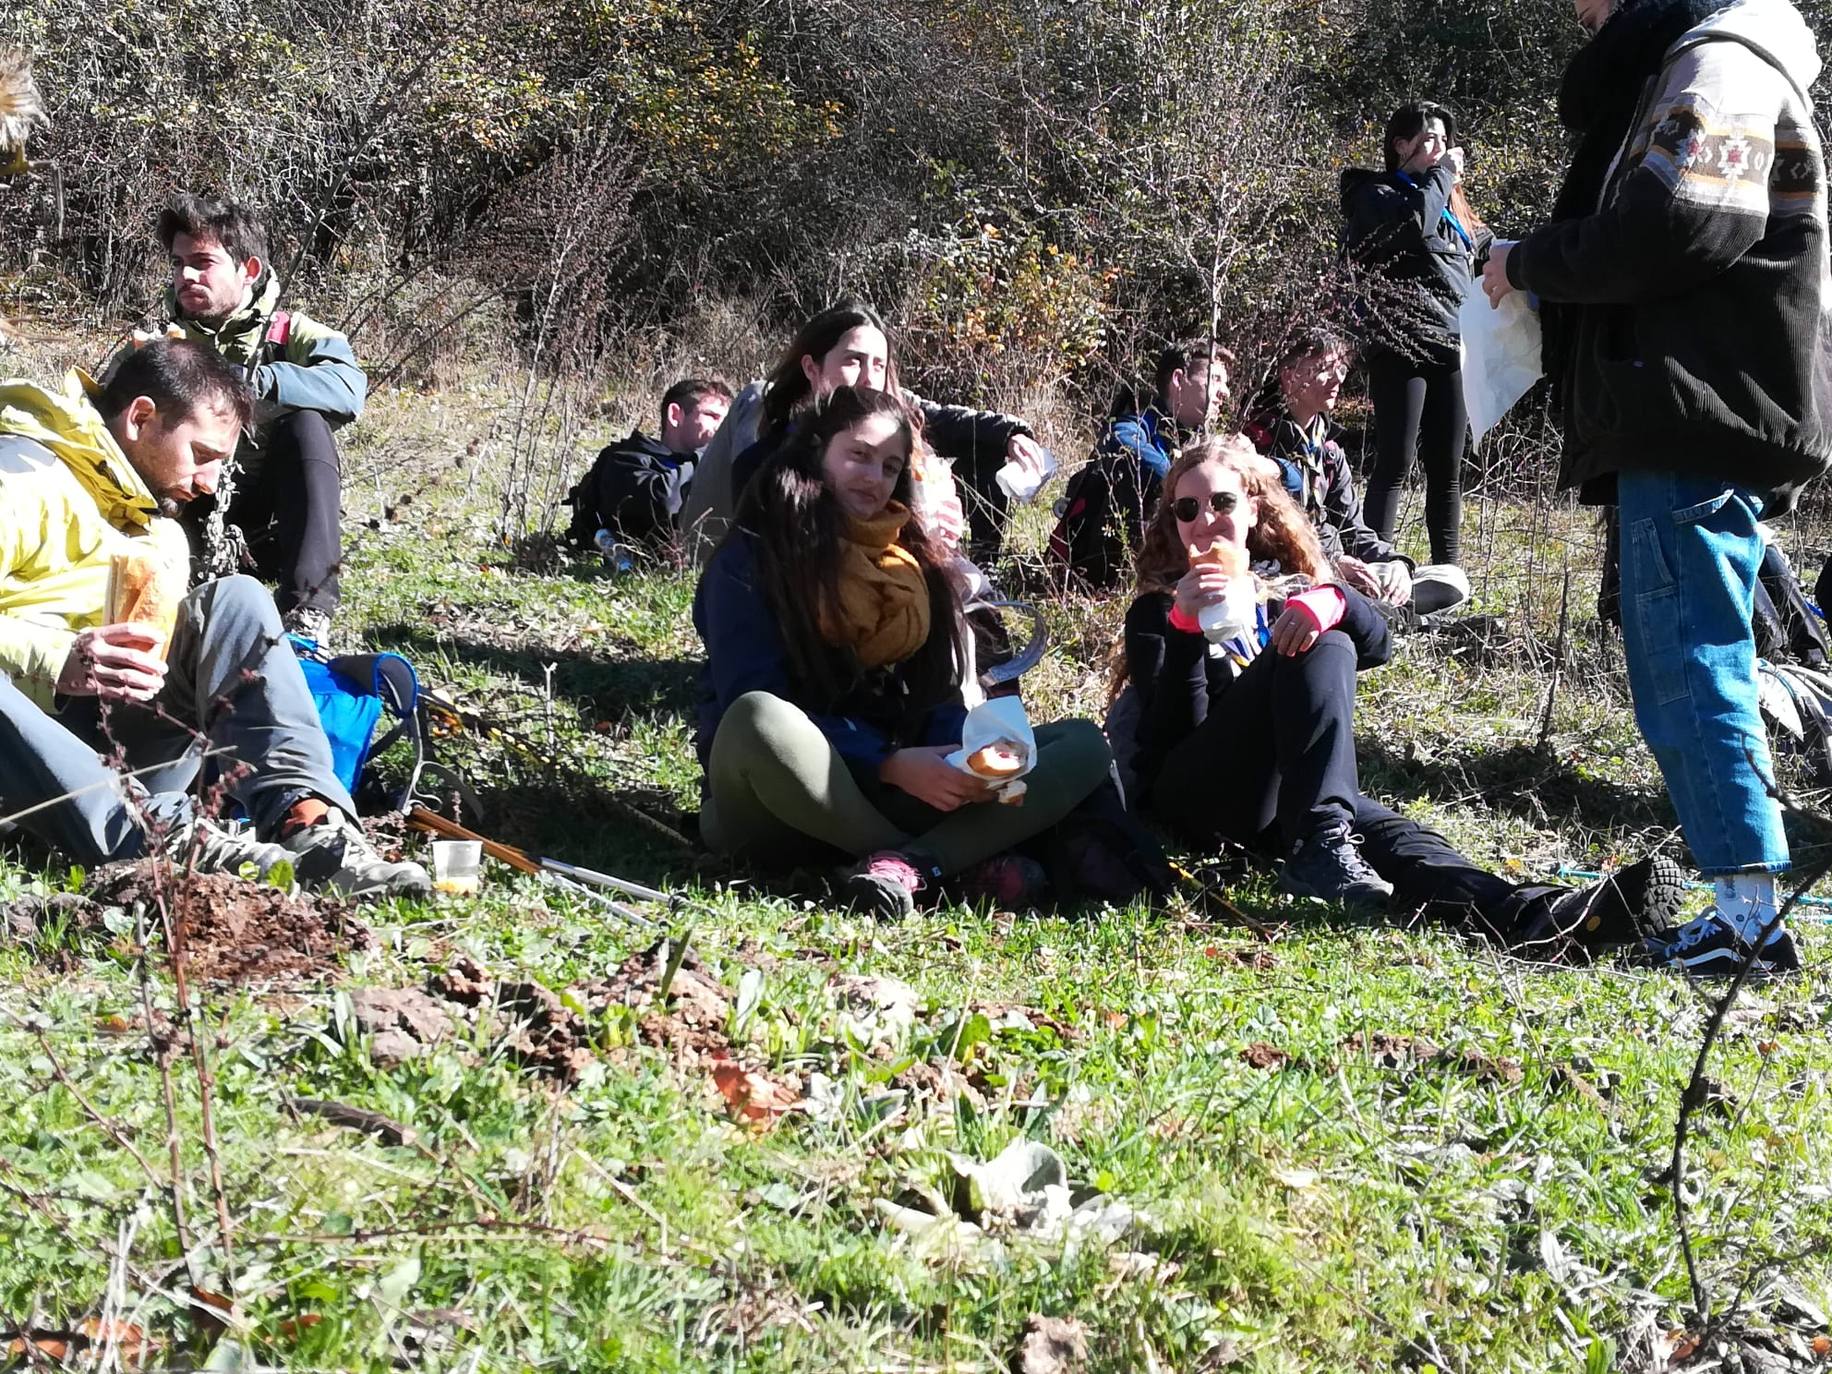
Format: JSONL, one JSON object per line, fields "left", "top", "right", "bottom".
{"left": 1279, "top": 822, "right": 1393, "bottom": 912}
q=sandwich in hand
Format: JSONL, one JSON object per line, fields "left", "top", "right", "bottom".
{"left": 108, "top": 548, "right": 186, "bottom": 660}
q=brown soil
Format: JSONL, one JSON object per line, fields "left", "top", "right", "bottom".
{"left": 88, "top": 862, "right": 370, "bottom": 985}
{"left": 1241, "top": 1041, "right": 1290, "bottom": 1070}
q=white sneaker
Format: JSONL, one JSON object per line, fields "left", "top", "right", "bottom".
{"left": 165, "top": 816, "right": 290, "bottom": 879}
{"left": 279, "top": 810, "right": 431, "bottom": 900}
{"left": 282, "top": 605, "right": 333, "bottom": 649}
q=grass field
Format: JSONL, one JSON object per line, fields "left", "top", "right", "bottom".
{"left": 1, "top": 319, "right": 1830, "bottom": 1373}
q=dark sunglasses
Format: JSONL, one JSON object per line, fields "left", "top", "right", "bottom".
{"left": 1171, "top": 491, "right": 1239, "bottom": 523}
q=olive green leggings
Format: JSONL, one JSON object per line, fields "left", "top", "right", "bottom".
{"left": 700, "top": 691, "right": 1112, "bottom": 875}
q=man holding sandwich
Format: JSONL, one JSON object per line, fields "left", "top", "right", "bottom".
{"left": 0, "top": 340, "right": 427, "bottom": 897}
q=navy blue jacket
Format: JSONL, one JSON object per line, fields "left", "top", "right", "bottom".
{"left": 692, "top": 532, "right": 968, "bottom": 773}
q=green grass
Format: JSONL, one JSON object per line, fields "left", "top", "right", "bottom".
{"left": 1, "top": 329, "right": 1830, "bottom": 1371}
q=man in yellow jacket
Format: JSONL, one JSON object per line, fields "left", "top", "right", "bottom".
{"left": 0, "top": 340, "right": 428, "bottom": 898}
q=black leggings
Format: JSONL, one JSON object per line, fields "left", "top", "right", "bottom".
{"left": 1362, "top": 353, "right": 1467, "bottom": 566}
{"left": 227, "top": 411, "right": 345, "bottom": 616}
{"left": 1143, "top": 633, "right": 1562, "bottom": 942}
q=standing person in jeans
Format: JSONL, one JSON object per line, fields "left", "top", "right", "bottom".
{"left": 1483, "top": 0, "right": 1831, "bottom": 974}
{"left": 1342, "top": 101, "right": 1489, "bottom": 570}
{"left": 0, "top": 342, "right": 428, "bottom": 898}
{"left": 124, "top": 193, "right": 366, "bottom": 648}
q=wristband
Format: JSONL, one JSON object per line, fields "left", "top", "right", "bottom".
{"left": 1286, "top": 585, "right": 1346, "bottom": 635}
{"left": 1167, "top": 604, "right": 1202, "bottom": 635}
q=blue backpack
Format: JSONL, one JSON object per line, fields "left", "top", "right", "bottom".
{"left": 294, "top": 645, "right": 429, "bottom": 811}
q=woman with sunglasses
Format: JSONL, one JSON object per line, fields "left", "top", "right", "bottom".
{"left": 1112, "top": 436, "right": 1683, "bottom": 951}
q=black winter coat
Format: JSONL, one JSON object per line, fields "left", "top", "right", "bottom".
{"left": 1341, "top": 164, "right": 1487, "bottom": 368}
{"left": 566, "top": 429, "right": 693, "bottom": 547}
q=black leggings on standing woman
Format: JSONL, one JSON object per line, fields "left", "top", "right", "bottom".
{"left": 1361, "top": 353, "right": 1467, "bottom": 567}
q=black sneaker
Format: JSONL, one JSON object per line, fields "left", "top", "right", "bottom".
{"left": 838, "top": 849, "right": 941, "bottom": 919}
{"left": 1547, "top": 853, "right": 1689, "bottom": 949}
{"left": 1280, "top": 823, "right": 1394, "bottom": 911}
{"left": 1647, "top": 912, "right": 1802, "bottom": 978}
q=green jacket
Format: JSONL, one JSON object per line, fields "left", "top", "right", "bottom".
{"left": 146, "top": 272, "right": 367, "bottom": 431}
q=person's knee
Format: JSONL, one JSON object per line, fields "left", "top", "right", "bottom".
{"left": 201, "top": 574, "right": 282, "bottom": 622}
{"left": 1043, "top": 717, "right": 1114, "bottom": 794}
{"left": 1295, "top": 629, "right": 1357, "bottom": 664}
{"left": 275, "top": 408, "right": 338, "bottom": 452}
{"left": 718, "top": 691, "right": 809, "bottom": 752}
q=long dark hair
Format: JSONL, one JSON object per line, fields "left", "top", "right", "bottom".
{"left": 730, "top": 386, "right": 963, "bottom": 709}
{"left": 1382, "top": 100, "right": 1486, "bottom": 234}
{"left": 758, "top": 298, "right": 902, "bottom": 441}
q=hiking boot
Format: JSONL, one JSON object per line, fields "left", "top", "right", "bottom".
{"left": 957, "top": 853, "right": 1050, "bottom": 909}
{"left": 1279, "top": 822, "right": 1394, "bottom": 911}
{"left": 1546, "top": 853, "right": 1689, "bottom": 949}
{"left": 282, "top": 605, "right": 333, "bottom": 649}
{"left": 165, "top": 816, "right": 290, "bottom": 879}
{"left": 279, "top": 809, "right": 432, "bottom": 900}
{"left": 839, "top": 849, "right": 939, "bottom": 919}
{"left": 1647, "top": 911, "right": 1802, "bottom": 979}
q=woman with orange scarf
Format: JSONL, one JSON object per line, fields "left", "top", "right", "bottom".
{"left": 691, "top": 387, "right": 1117, "bottom": 917}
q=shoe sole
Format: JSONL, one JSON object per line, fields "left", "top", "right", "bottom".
{"left": 1279, "top": 873, "right": 1394, "bottom": 912}
{"left": 1660, "top": 945, "right": 1801, "bottom": 980}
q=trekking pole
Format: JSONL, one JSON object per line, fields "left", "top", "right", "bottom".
{"left": 1554, "top": 864, "right": 1832, "bottom": 918}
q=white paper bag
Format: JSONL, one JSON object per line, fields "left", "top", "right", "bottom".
{"left": 994, "top": 447, "right": 1060, "bottom": 504}
{"left": 1459, "top": 276, "right": 1542, "bottom": 445}
{"left": 945, "top": 696, "right": 1037, "bottom": 804}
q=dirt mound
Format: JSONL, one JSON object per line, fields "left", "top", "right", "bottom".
{"left": 583, "top": 940, "right": 735, "bottom": 1064}
{"left": 90, "top": 862, "right": 370, "bottom": 985}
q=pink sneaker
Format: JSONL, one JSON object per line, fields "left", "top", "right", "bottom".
{"left": 840, "top": 850, "right": 938, "bottom": 918}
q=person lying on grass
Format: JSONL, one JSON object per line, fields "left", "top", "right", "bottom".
{"left": 681, "top": 297, "right": 1051, "bottom": 563}
{"left": 691, "top": 385, "right": 1126, "bottom": 917}
{"left": 1109, "top": 435, "right": 1684, "bottom": 954}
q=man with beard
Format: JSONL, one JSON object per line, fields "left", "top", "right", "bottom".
{"left": 0, "top": 341, "right": 428, "bottom": 897}
{"left": 1483, "top": 0, "right": 1831, "bottom": 974}
{"left": 128, "top": 193, "right": 365, "bottom": 647}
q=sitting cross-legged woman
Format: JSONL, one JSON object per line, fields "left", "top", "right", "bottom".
{"left": 1112, "top": 435, "right": 1683, "bottom": 954}
{"left": 692, "top": 386, "right": 1115, "bottom": 917}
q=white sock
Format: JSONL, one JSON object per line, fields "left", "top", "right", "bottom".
{"left": 1714, "top": 873, "right": 1780, "bottom": 944}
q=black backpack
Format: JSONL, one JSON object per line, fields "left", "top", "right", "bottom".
{"left": 1047, "top": 450, "right": 1155, "bottom": 591}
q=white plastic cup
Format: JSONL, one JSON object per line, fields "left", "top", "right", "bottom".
{"left": 1198, "top": 583, "right": 1259, "bottom": 646}
{"left": 431, "top": 839, "right": 483, "bottom": 895}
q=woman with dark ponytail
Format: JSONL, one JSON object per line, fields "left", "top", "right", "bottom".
{"left": 1341, "top": 100, "right": 1490, "bottom": 573}
{"left": 682, "top": 298, "right": 1048, "bottom": 562}
{"left": 692, "top": 387, "right": 1115, "bottom": 916}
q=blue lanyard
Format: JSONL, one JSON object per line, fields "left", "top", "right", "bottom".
{"left": 1396, "top": 170, "right": 1473, "bottom": 252}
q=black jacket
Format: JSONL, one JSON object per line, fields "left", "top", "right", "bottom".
{"left": 1507, "top": 5, "right": 1832, "bottom": 510}
{"left": 1121, "top": 586, "right": 1391, "bottom": 795}
{"left": 1341, "top": 164, "right": 1488, "bottom": 368}
{"left": 1242, "top": 408, "right": 1407, "bottom": 567}
{"left": 567, "top": 429, "right": 694, "bottom": 547}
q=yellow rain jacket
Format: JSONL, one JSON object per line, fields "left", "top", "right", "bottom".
{"left": 0, "top": 373, "right": 190, "bottom": 709}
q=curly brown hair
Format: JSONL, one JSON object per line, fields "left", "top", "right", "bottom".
{"left": 1133, "top": 434, "right": 1330, "bottom": 596}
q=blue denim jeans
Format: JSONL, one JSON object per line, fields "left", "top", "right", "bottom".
{"left": 1616, "top": 471, "right": 1789, "bottom": 876}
